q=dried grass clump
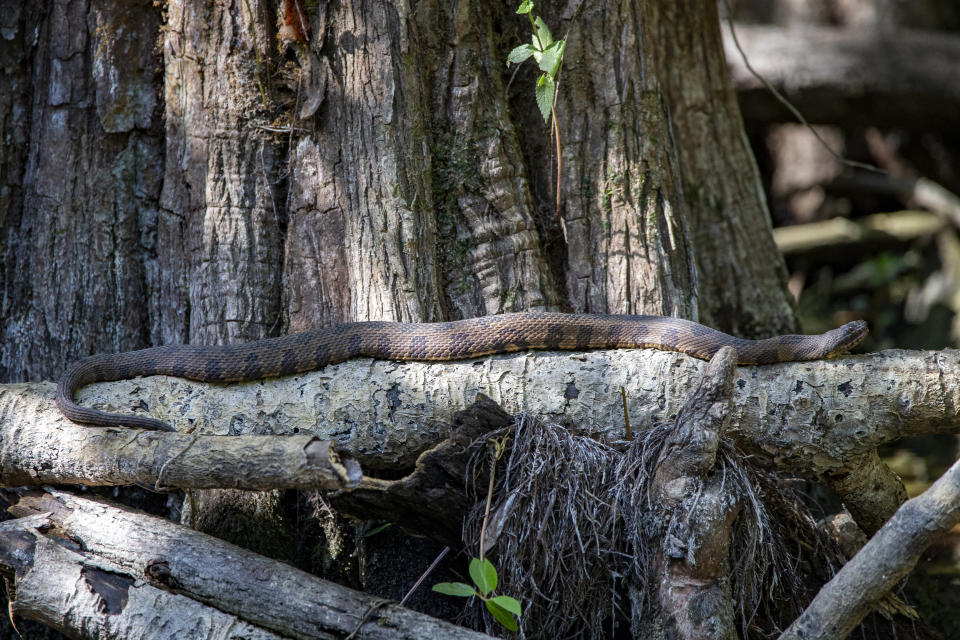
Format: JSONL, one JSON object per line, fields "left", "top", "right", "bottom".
{"left": 462, "top": 413, "right": 843, "bottom": 639}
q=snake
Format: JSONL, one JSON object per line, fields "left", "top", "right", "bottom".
{"left": 56, "top": 312, "right": 868, "bottom": 432}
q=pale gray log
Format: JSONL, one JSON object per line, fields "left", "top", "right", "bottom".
{"left": 1, "top": 520, "right": 286, "bottom": 640}
{"left": 0, "top": 384, "right": 360, "bottom": 490}
{"left": 5, "top": 490, "right": 496, "bottom": 640}
{"left": 6, "top": 347, "right": 956, "bottom": 531}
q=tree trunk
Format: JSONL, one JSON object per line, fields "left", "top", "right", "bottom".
{"left": 2, "top": 0, "right": 847, "bottom": 638}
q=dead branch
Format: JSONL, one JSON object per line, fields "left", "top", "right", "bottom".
{"left": 779, "top": 455, "right": 960, "bottom": 640}
{"left": 5, "top": 347, "right": 959, "bottom": 534}
{"left": 0, "top": 412, "right": 361, "bottom": 490}
{"left": 329, "top": 394, "right": 515, "bottom": 544}
{"left": 724, "top": 24, "right": 960, "bottom": 129}
{"left": 773, "top": 210, "right": 943, "bottom": 257}
{"left": 646, "top": 347, "right": 740, "bottom": 640}
{"left": 0, "top": 515, "right": 289, "bottom": 640}
{"left": 1, "top": 489, "right": 496, "bottom": 640}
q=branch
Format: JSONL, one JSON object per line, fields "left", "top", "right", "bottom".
{"left": 648, "top": 347, "right": 740, "bottom": 639}
{"left": 773, "top": 210, "right": 943, "bottom": 258}
{"left": 6, "top": 347, "right": 959, "bottom": 532}
{"left": 0, "top": 409, "right": 361, "bottom": 490}
{"left": 723, "top": 24, "right": 960, "bottom": 129}
{"left": 779, "top": 456, "right": 960, "bottom": 640}
{"left": 2, "top": 489, "right": 496, "bottom": 640}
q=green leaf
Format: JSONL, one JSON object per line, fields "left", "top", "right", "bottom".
{"left": 486, "top": 599, "right": 520, "bottom": 632}
{"left": 432, "top": 582, "right": 477, "bottom": 597}
{"left": 534, "top": 16, "right": 553, "bottom": 47}
{"left": 516, "top": 0, "right": 533, "bottom": 14}
{"left": 546, "top": 40, "right": 565, "bottom": 77}
{"left": 469, "top": 557, "right": 497, "bottom": 597}
{"left": 489, "top": 595, "right": 522, "bottom": 616}
{"left": 536, "top": 42, "right": 561, "bottom": 76}
{"left": 535, "top": 73, "right": 555, "bottom": 124}
{"left": 507, "top": 44, "right": 536, "bottom": 65}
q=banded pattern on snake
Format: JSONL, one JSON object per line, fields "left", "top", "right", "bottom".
{"left": 56, "top": 312, "right": 868, "bottom": 432}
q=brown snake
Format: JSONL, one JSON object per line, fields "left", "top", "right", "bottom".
{"left": 56, "top": 312, "right": 868, "bottom": 432}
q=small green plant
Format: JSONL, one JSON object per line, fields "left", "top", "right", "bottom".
{"left": 433, "top": 557, "right": 523, "bottom": 631}
{"left": 433, "top": 435, "right": 522, "bottom": 632}
{"left": 507, "top": 0, "right": 565, "bottom": 125}
{"left": 507, "top": 1, "right": 567, "bottom": 231}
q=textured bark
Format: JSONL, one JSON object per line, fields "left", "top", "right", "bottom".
{"left": 0, "top": 413, "right": 360, "bottom": 491}
{"left": 284, "top": 0, "right": 561, "bottom": 329}
{"left": 4, "top": 526, "right": 286, "bottom": 640}
{"left": 284, "top": 1, "right": 442, "bottom": 328}
{"left": 553, "top": 1, "right": 699, "bottom": 318}
{"left": 159, "top": 0, "right": 285, "bottom": 346}
{"left": 1, "top": 0, "right": 162, "bottom": 382}
{"left": 9, "top": 345, "right": 956, "bottom": 535}
{"left": 656, "top": 0, "right": 798, "bottom": 336}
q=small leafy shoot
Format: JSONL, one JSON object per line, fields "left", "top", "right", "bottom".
{"left": 433, "top": 559, "right": 522, "bottom": 631}
{"left": 506, "top": 2, "right": 565, "bottom": 127}
{"left": 470, "top": 557, "right": 498, "bottom": 596}
{"left": 486, "top": 598, "right": 520, "bottom": 632}
{"left": 432, "top": 582, "right": 478, "bottom": 597}
{"left": 507, "top": 0, "right": 568, "bottom": 235}
{"left": 535, "top": 74, "right": 555, "bottom": 124}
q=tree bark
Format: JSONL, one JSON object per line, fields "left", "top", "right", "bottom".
{"left": 656, "top": 0, "right": 798, "bottom": 337}
{"left": 0, "top": 0, "right": 163, "bottom": 381}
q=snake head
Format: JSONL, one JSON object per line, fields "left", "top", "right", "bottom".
{"left": 823, "top": 320, "right": 869, "bottom": 358}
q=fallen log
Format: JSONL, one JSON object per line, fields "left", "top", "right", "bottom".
{"left": 4, "top": 348, "right": 957, "bottom": 533}
{"left": 2, "top": 489, "right": 495, "bottom": 640}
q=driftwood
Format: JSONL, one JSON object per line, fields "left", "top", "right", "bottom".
{"left": 723, "top": 23, "right": 960, "bottom": 129}
{"left": 0, "top": 412, "right": 361, "bottom": 491}
{"left": 1, "top": 489, "right": 495, "bottom": 640}
{"left": 779, "top": 454, "right": 960, "bottom": 640}
{"left": 5, "top": 347, "right": 959, "bottom": 534}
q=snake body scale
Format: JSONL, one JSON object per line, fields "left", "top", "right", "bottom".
{"left": 56, "top": 312, "right": 868, "bottom": 432}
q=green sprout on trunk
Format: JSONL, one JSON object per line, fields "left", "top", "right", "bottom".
{"left": 507, "top": 0, "right": 567, "bottom": 235}
{"left": 507, "top": 0, "right": 565, "bottom": 124}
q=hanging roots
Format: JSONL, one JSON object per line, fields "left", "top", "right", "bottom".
{"left": 461, "top": 413, "right": 849, "bottom": 639}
